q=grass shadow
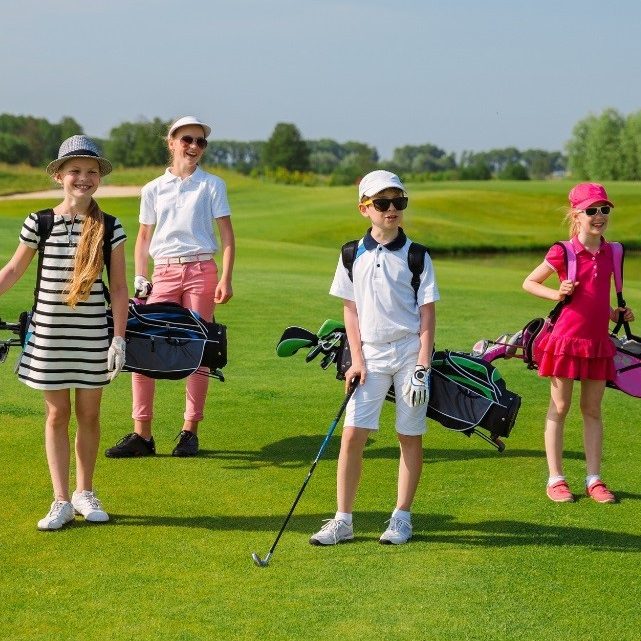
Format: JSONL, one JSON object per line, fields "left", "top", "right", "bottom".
{"left": 197, "top": 434, "right": 557, "bottom": 469}
{"left": 106, "top": 510, "right": 641, "bottom": 553}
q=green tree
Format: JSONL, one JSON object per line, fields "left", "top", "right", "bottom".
{"left": 584, "top": 108, "right": 624, "bottom": 180}
{"left": 566, "top": 114, "right": 597, "bottom": 179}
{"left": 618, "top": 111, "right": 641, "bottom": 180}
{"left": 0, "top": 132, "right": 30, "bottom": 163}
{"left": 262, "top": 123, "right": 310, "bottom": 172}
{"left": 105, "top": 118, "right": 169, "bottom": 167}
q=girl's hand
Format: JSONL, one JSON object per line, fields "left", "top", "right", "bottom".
{"left": 610, "top": 307, "right": 635, "bottom": 323}
{"left": 558, "top": 280, "right": 578, "bottom": 300}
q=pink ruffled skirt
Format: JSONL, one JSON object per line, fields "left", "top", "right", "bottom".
{"left": 535, "top": 333, "right": 616, "bottom": 380}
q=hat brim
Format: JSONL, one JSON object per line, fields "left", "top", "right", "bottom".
{"left": 46, "top": 155, "right": 112, "bottom": 177}
{"left": 574, "top": 197, "right": 614, "bottom": 210}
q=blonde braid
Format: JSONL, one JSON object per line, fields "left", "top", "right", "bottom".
{"left": 65, "top": 199, "right": 105, "bottom": 308}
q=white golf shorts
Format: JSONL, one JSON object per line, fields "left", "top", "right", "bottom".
{"left": 344, "top": 333, "right": 427, "bottom": 436}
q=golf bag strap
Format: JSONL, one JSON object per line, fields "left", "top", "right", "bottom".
{"left": 340, "top": 239, "right": 429, "bottom": 303}
{"left": 33, "top": 209, "right": 116, "bottom": 309}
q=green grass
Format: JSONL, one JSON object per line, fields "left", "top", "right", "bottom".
{"left": 1, "top": 178, "right": 640, "bottom": 641}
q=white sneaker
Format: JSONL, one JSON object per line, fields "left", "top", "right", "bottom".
{"left": 379, "top": 517, "right": 412, "bottom": 545}
{"left": 309, "top": 519, "right": 354, "bottom": 546}
{"left": 37, "top": 500, "right": 75, "bottom": 531}
{"left": 72, "top": 490, "right": 109, "bottom": 523}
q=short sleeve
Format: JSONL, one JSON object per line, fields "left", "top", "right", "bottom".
{"left": 329, "top": 253, "right": 354, "bottom": 301}
{"left": 417, "top": 253, "right": 440, "bottom": 305}
{"left": 19, "top": 213, "right": 40, "bottom": 249}
{"left": 210, "top": 178, "right": 231, "bottom": 219}
{"left": 139, "top": 183, "right": 157, "bottom": 225}
{"left": 109, "top": 217, "right": 127, "bottom": 250}
{"left": 544, "top": 243, "right": 566, "bottom": 279}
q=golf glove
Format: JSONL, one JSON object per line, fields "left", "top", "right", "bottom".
{"left": 133, "top": 275, "right": 152, "bottom": 299}
{"left": 107, "top": 336, "right": 126, "bottom": 381}
{"left": 402, "top": 365, "right": 430, "bottom": 407}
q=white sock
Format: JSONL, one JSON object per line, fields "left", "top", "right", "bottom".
{"left": 586, "top": 475, "right": 601, "bottom": 489}
{"left": 392, "top": 508, "right": 411, "bottom": 523}
{"left": 335, "top": 511, "right": 352, "bottom": 525}
{"left": 547, "top": 475, "right": 565, "bottom": 487}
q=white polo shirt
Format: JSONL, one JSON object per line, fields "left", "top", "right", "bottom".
{"left": 330, "top": 228, "right": 439, "bottom": 344}
{"left": 140, "top": 166, "right": 231, "bottom": 259}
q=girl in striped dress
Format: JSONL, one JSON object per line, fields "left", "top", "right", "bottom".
{"left": 0, "top": 135, "right": 129, "bottom": 530}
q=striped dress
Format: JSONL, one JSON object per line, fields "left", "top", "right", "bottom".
{"left": 18, "top": 211, "right": 127, "bottom": 390}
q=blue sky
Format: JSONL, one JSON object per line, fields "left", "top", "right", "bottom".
{"left": 2, "top": 0, "right": 640, "bottom": 160}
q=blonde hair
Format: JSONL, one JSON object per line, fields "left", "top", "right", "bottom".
{"left": 65, "top": 198, "right": 105, "bottom": 307}
{"left": 563, "top": 207, "right": 582, "bottom": 239}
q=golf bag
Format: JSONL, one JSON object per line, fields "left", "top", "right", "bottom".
{"left": 107, "top": 301, "right": 227, "bottom": 380}
{"left": 278, "top": 321, "right": 521, "bottom": 451}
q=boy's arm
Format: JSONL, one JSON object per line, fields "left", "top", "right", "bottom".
{"left": 418, "top": 302, "right": 436, "bottom": 369}
{"left": 214, "top": 216, "right": 235, "bottom": 304}
{"left": 343, "top": 299, "right": 366, "bottom": 386}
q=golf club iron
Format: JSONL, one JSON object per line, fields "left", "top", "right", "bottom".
{"left": 251, "top": 378, "right": 359, "bottom": 568}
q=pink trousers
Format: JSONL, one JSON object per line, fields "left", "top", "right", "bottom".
{"left": 132, "top": 260, "right": 218, "bottom": 422}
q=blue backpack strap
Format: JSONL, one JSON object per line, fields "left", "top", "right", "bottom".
{"left": 340, "top": 239, "right": 359, "bottom": 282}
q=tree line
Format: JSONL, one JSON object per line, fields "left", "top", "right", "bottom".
{"left": 12, "top": 110, "right": 632, "bottom": 183}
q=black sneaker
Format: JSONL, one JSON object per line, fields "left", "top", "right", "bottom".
{"left": 172, "top": 430, "right": 199, "bottom": 457}
{"left": 105, "top": 433, "right": 156, "bottom": 458}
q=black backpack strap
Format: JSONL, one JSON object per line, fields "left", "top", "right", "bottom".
{"left": 340, "top": 239, "right": 359, "bottom": 282}
{"left": 408, "top": 242, "right": 429, "bottom": 303}
{"left": 101, "top": 213, "right": 116, "bottom": 307}
{"left": 33, "top": 209, "right": 55, "bottom": 312}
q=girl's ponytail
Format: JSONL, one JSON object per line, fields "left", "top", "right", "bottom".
{"left": 65, "top": 199, "right": 105, "bottom": 308}
{"left": 563, "top": 207, "right": 581, "bottom": 239}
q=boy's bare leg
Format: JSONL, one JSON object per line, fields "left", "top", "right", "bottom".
{"left": 336, "top": 426, "right": 371, "bottom": 513}
{"left": 396, "top": 434, "right": 423, "bottom": 510}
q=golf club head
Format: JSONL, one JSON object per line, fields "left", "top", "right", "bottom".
{"left": 278, "top": 326, "right": 319, "bottom": 345}
{"left": 251, "top": 552, "right": 270, "bottom": 567}
{"left": 277, "top": 337, "right": 315, "bottom": 358}
{"left": 316, "top": 319, "right": 344, "bottom": 339}
{"left": 305, "top": 343, "right": 323, "bottom": 362}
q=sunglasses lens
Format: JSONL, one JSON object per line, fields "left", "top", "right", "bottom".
{"left": 372, "top": 199, "right": 391, "bottom": 212}
{"left": 394, "top": 197, "right": 409, "bottom": 210}
{"left": 180, "top": 135, "right": 208, "bottom": 149}
{"left": 601, "top": 206, "right": 611, "bottom": 215}
{"left": 585, "top": 206, "right": 611, "bottom": 216}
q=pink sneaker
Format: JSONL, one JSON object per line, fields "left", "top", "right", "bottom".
{"left": 586, "top": 481, "right": 616, "bottom": 504}
{"left": 546, "top": 480, "right": 574, "bottom": 503}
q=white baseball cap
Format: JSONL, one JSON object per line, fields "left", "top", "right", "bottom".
{"left": 168, "top": 116, "right": 212, "bottom": 139}
{"left": 358, "top": 170, "right": 406, "bottom": 201}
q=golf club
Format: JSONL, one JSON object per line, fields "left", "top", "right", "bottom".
{"left": 251, "top": 378, "right": 359, "bottom": 568}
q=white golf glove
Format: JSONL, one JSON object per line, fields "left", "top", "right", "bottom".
{"left": 133, "top": 275, "right": 152, "bottom": 299}
{"left": 107, "top": 336, "right": 126, "bottom": 381}
{"left": 402, "top": 365, "right": 430, "bottom": 407}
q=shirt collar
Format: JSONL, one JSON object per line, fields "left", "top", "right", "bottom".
{"left": 160, "top": 165, "right": 204, "bottom": 184}
{"left": 363, "top": 227, "right": 407, "bottom": 251}
{"left": 571, "top": 234, "right": 608, "bottom": 254}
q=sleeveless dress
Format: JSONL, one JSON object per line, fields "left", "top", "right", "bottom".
{"left": 534, "top": 236, "right": 616, "bottom": 380}
{"left": 17, "top": 212, "right": 126, "bottom": 390}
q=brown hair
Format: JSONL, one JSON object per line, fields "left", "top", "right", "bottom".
{"left": 65, "top": 198, "right": 105, "bottom": 307}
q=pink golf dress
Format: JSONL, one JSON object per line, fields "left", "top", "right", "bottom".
{"left": 534, "top": 236, "right": 616, "bottom": 380}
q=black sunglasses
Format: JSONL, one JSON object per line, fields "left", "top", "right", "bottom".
{"left": 583, "top": 205, "right": 612, "bottom": 216}
{"left": 362, "top": 197, "right": 409, "bottom": 212}
{"left": 180, "top": 135, "right": 208, "bottom": 150}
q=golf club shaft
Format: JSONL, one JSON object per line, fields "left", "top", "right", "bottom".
{"left": 263, "top": 380, "right": 358, "bottom": 558}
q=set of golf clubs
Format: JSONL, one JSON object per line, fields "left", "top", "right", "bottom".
{"left": 0, "top": 318, "right": 21, "bottom": 364}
